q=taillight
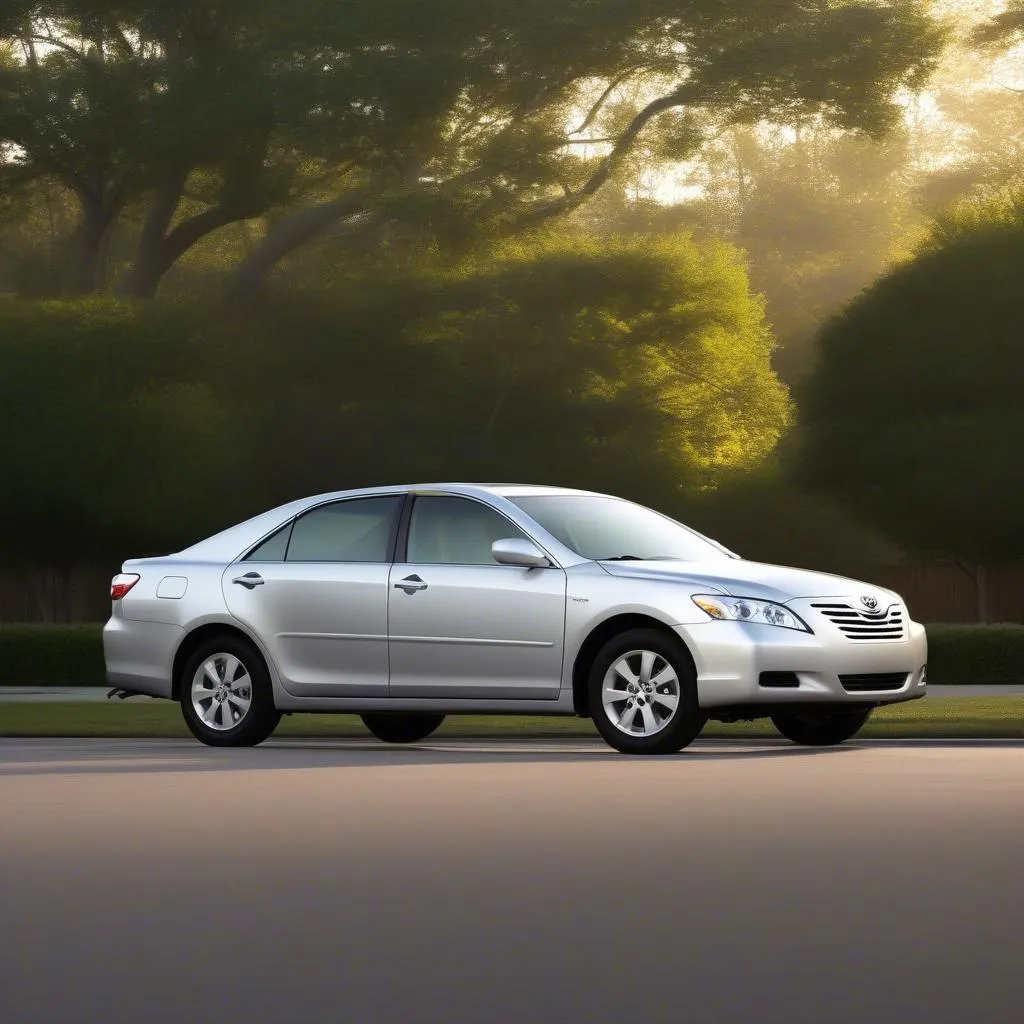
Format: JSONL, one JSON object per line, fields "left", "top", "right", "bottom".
{"left": 111, "top": 573, "right": 141, "bottom": 600}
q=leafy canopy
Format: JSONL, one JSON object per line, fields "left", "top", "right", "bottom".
{"left": 0, "top": 232, "right": 789, "bottom": 562}
{"left": 0, "top": 2, "right": 946, "bottom": 294}
{"left": 797, "top": 216, "right": 1024, "bottom": 563}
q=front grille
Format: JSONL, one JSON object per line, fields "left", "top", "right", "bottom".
{"left": 839, "top": 673, "right": 908, "bottom": 692}
{"left": 811, "top": 602, "right": 905, "bottom": 641}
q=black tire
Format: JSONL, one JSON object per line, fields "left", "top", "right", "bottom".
{"left": 179, "top": 636, "right": 281, "bottom": 747}
{"left": 361, "top": 713, "right": 446, "bottom": 744}
{"left": 771, "top": 708, "right": 872, "bottom": 746}
{"left": 588, "top": 628, "right": 706, "bottom": 755}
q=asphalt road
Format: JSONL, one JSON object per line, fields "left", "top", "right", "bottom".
{"left": 2, "top": 738, "right": 1023, "bottom": 1024}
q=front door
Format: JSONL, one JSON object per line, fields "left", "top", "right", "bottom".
{"left": 388, "top": 495, "right": 566, "bottom": 700}
{"left": 223, "top": 494, "right": 403, "bottom": 697}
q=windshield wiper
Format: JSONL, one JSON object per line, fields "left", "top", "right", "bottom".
{"left": 600, "top": 554, "right": 677, "bottom": 561}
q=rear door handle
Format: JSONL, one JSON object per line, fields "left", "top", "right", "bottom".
{"left": 394, "top": 574, "right": 428, "bottom": 594}
{"left": 232, "top": 572, "right": 265, "bottom": 589}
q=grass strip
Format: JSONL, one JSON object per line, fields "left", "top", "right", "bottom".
{"left": 0, "top": 697, "right": 1021, "bottom": 739}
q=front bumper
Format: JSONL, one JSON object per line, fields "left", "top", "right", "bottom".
{"left": 675, "top": 619, "right": 928, "bottom": 709}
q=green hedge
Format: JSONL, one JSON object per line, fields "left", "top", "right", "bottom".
{"left": 0, "top": 624, "right": 107, "bottom": 688}
{"left": 924, "top": 624, "right": 1024, "bottom": 685}
{"left": 0, "top": 622, "right": 1021, "bottom": 688}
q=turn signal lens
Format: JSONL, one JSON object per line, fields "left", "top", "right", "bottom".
{"left": 693, "top": 596, "right": 728, "bottom": 619}
{"left": 111, "top": 574, "right": 141, "bottom": 601}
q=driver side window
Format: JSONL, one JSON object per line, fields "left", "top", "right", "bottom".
{"left": 406, "top": 496, "right": 527, "bottom": 565}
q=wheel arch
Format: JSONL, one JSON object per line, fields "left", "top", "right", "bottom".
{"left": 571, "top": 613, "right": 697, "bottom": 718}
{"left": 171, "top": 621, "right": 271, "bottom": 701}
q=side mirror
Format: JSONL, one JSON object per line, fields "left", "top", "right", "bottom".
{"left": 492, "top": 537, "right": 551, "bottom": 568}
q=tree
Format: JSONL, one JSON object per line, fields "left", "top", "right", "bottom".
{"left": 796, "top": 219, "right": 1024, "bottom": 616}
{"left": 708, "top": 125, "right": 919, "bottom": 383}
{"left": 0, "top": 2, "right": 946, "bottom": 297}
{"left": 974, "top": 0, "right": 1024, "bottom": 45}
{"left": 566, "top": 2, "right": 1024, "bottom": 386}
{"left": 0, "top": 232, "right": 790, "bottom": 566}
{"left": 0, "top": 297, "right": 253, "bottom": 565}
{"left": 217, "top": 232, "right": 791, "bottom": 506}
{"left": 680, "top": 466, "right": 902, "bottom": 576}
{"left": 0, "top": 176, "right": 78, "bottom": 295}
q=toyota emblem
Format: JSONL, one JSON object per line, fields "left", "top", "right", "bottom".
{"left": 860, "top": 595, "right": 879, "bottom": 610}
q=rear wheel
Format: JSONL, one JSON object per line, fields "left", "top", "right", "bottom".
{"left": 180, "top": 636, "right": 281, "bottom": 747}
{"left": 361, "top": 713, "right": 446, "bottom": 744}
{"left": 771, "top": 708, "right": 872, "bottom": 746}
{"left": 588, "top": 628, "right": 706, "bottom": 755}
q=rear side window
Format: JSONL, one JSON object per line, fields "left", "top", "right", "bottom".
{"left": 285, "top": 496, "right": 401, "bottom": 563}
{"left": 244, "top": 525, "right": 291, "bottom": 562}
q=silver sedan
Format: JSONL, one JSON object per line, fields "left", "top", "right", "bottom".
{"left": 103, "top": 484, "right": 927, "bottom": 754}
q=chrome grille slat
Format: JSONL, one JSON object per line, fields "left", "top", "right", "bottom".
{"left": 809, "top": 601, "right": 905, "bottom": 642}
{"left": 839, "top": 673, "right": 908, "bottom": 692}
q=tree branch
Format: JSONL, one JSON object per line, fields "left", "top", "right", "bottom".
{"left": 520, "top": 87, "right": 693, "bottom": 224}
{"left": 119, "top": 196, "right": 259, "bottom": 297}
{"left": 569, "top": 67, "right": 646, "bottom": 136}
{"left": 26, "top": 33, "right": 97, "bottom": 66}
{"left": 108, "top": 24, "right": 138, "bottom": 62}
{"left": 165, "top": 205, "right": 250, "bottom": 262}
{"left": 17, "top": 32, "right": 104, "bottom": 200}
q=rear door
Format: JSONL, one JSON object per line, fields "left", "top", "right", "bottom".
{"left": 223, "top": 494, "right": 404, "bottom": 697}
{"left": 388, "top": 494, "right": 566, "bottom": 700}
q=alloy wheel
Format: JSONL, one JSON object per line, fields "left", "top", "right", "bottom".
{"left": 190, "top": 653, "right": 253, "bottom": 732}
{"left": 601, "top": 649, "right": 681, "bottom": 737}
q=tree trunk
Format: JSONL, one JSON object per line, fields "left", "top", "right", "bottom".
{"left": 120, "top": 250, "right": 168, "bottom": 299}
{"left": 227, "top": 194, "right": 375, "bottom": 298}
{"left": 120, "top": 202, "right": 250, "bottom": 299}
{"left": 66, "top": 200, "right": 116, "bottom": 295}
{"left": 120, "top": 174, "right": 186, "bottom": 298}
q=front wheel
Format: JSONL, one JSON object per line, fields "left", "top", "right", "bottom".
{"left": 588, "top": 628, "right": 706, "bottom": 755}
{"left": 771, "top": 708, "right": 872, "bottom": 746}
{"left": 180, "top": 636, "right": 281, "bottom": 747}
{"left": 361, "top": 713, "right": 446, "bottom": 744}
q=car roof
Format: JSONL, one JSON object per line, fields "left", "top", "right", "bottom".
{"left": 166, "top": 483, "right": 615, "bottom": 563}
{"left": 293, "top": 482, "right": 615, "bottom": 502}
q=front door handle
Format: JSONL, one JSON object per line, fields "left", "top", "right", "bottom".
{"left": 394, "top": 574, "right": 428, "bottom": 594}
{"left": 232, "top": 572, "right": 265, "bottom": 589}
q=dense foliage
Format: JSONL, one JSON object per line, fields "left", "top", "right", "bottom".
{"left": 0, "top": 235, "right": 790, "bottom": 564}
{"left": 2, "top": 1, "right": 1023, "bottom": 618}
{"left": 797, "top": 220, "right": 1024, "bottom": 564}
{"left": 0, "top": 1, "right": 944, "bottom": 296}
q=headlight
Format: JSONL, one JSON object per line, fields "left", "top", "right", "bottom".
{"left": 692, "top": 594, "right": 811, "bottom": 633}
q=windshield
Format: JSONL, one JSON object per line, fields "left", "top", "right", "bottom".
{"left": 508, "top": 495, "right": 735, "bottom": 562}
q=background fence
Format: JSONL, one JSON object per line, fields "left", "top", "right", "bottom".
{"left": 870, "top": 564, "right": 1024, "bottom": 625}
{"left": 0, "top": 562, "right": 1021, "bottom": 625}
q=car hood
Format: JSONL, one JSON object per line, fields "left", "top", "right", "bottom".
{"left": 599, "top": 559, "right": 894, "bottom": 604}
